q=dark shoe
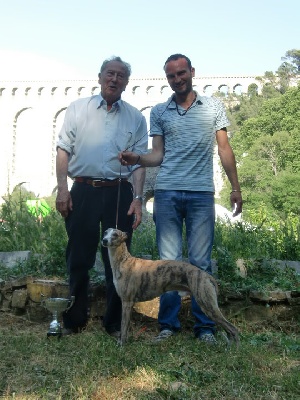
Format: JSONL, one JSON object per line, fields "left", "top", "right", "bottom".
{"left": 61, "top": 328, "right": 76, "bottom": 336}
{"left": 108, "top": 331, "right": 121, "bottom": 339}
{"left": 61, "top": 327, "right": 83, "bottom": 336}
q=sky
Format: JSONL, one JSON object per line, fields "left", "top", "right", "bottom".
{"left": 0, "top": 0, "right": 299, "bottom": 81}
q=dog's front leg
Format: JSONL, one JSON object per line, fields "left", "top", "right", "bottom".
{"left": 119, "top": 301, "right": 134, "bottom": 346}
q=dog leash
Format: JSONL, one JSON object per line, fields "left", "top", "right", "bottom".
{"left": 115, "top": 98, "right": 174, "bottom": 229}
{"left": 115, "top": 167, "right": 122, "bottom": 229}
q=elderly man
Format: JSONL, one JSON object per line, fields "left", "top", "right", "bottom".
{"left": 56, "top": 56, "right": 148, "bottom": 336}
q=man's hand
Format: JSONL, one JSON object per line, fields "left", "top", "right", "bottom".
{"left": 127, "top": 198, "right": 143, "bottom": 230}
{"left": 119, "top": 151, "right": 140, "bottom": 166}
{"left": 56, "top": 187, "right": 73, "bottom": 218}
{"left": 230, "top": 192, "right": 243, "bottom": 217}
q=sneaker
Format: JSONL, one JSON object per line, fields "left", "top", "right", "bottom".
{"left": 153, "top": 329, "right": 174, "bottom": 343}
{"left": 198, "top": 333, "right": 217, "bottom": 345}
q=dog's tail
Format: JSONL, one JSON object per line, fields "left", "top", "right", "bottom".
{"left": 188, "top": 271, "right": 239, "bottom": 345}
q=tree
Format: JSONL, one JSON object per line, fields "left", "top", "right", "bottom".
{"left": 271, "top": 172, "right": 300, "bottom": 215}
{"left": 281, "top": 49, "right": 300, "bottom": 72}
{"left": 220, "top": 86, "right": 300, "bottom": 218}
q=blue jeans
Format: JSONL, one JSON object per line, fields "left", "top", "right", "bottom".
{"left": 153, "top": 190, "right": 216, "bottom": 337}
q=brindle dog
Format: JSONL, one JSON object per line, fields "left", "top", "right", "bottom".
{"left": 102, "top": 228, "right": 239, "bottom": 346}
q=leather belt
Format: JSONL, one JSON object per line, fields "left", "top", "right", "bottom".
{"left": 74, "top": 177, "right": 128, "bottom": 187}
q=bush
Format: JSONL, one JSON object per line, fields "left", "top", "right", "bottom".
{"left": 1, "top": 190, "right": 299, "bottom": 291}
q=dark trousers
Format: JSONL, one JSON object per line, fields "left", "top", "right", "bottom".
{"left": 62, "top": 181, "right": 134, "bottom": 332}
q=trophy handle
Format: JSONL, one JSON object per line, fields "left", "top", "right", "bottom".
{"left": 65, "top": 295, "right": 75, "bottom": 313}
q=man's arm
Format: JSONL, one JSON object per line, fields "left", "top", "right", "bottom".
{"left": 129, "top": 166, "right": 146, "bottom": 230}
{"left": 121, "top": 136, "right": 164, "bottom": 229}
{"left": 119, "top": 135, "right": 164, "bottom": 167}
{"left": 216, "top": 129, "right": 243, "bottom": 216}
{"left": 56, "top": 147, "right": 72, "bottom": 218}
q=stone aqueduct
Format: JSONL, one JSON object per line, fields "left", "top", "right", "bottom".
{"left": 0, "top": 75, "right": 259, "bottom": 199}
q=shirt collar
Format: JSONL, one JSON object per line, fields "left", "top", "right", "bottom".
{"left": 167, "top": 90, "right": 202, "bottom": 109}
{"left": 97, "top": 93, "right": 122, "bottom": 110}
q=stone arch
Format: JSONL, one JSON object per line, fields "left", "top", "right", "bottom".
{"left": 0, "top": 88, "right": 6, "bottom": 96}
{"left": 25, "top": 87, "right": 31, "bottom": 96}
{"left": 38, "top": 87, "right": 44, "bottom": 96}
{"left": 132, "top": 85, "right": 141, "bottom": 95}
{"left": 12, "top": 106, "right": 53, "bottom": 195}
{"left": 160, "top": 85, "right": 168, "bottom": 93}
{"left": 78, "top": 86, "right": 90, "bottom": 97}
{"left": 51, "top": 87, "right": 58, "bottom": 95}
{"left": 161, "top": 85, "right": 173, "bottom": 99}
{"left": 203, "top": 85, "right": 213, "bottom": 96}
{"left": 91, "top": 86, "right": 99, "bottom": 95}
{"left": 146, "top": 85, "right": 154, "bottom": 94}
{"left": 65, "top": 87, "right": 77, "bottom": 97}
{"left": 140, "top": 106, "right": 152, "bottom": 148}
{"left": 218, "top": 84, "right": 229, "bottom": 96}
{"left": 233, "top": 84, "right": 243, "bottom": 95}
{"left": 52, "top": 107, "right": 67, "bottom": 176}
{"left": 12, "top": 107, "right": 33, "bottom": 175}
{"left": 140, "top": 105, "right": 152, "bottom": 113}
{"left": 12, "top": 87, "right": 18, "bottom": 96}
{"left": 192, "top": 84, "right": 201, "bottom": 94}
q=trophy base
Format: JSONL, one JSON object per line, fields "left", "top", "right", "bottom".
{"left": 47, "top": 331, "right": 62, "bottom": 339}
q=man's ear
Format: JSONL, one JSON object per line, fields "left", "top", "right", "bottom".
{"left": 98, "top": 73, "right": 101, "bottom": 85}
{"left": 191, "top": 67, "right": 195, "bottom": 78}
{"left": 122, "top": 78, "right": 129, "bottom": 92}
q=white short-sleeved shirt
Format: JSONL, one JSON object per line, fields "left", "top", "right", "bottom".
{"left": 57, "top": 94, "right": 148, "bottom": 179}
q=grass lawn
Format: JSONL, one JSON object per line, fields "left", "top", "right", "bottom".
{"left": 0, "top": 306, "right": 299, "bottom": 400}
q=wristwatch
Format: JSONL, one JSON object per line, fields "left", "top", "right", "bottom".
{"left": 134, "top": 195, "right": 143, "bottom": 203}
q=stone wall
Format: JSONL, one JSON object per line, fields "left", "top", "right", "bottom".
{"left": 1, "top": 251, "right": 299, "bottom": 325}
{"left": 1, "top": 275, "right": 299, "bottom": 327}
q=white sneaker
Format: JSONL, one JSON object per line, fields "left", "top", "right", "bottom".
{"left": 198, "top": 333, "right": 217, "bottom": 345}
{"left": 153, "top": 329, "right": 174, "bottom": 343}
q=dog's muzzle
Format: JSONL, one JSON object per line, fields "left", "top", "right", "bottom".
{"left": 101, "top": 238, "right": 108, "bottom": 246}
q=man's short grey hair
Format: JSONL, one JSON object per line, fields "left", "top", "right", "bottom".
{"left": 99, "top": 56, "right": 132, "bottom": 78}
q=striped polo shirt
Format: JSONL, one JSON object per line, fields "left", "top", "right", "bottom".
{"left": 150, "top": 92, "right": 229, "bottom": 192}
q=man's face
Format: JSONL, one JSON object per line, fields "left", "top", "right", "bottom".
{"left": 164, "top": 58, "right": 195, "bottom": 96}
{"left": 98, "top": 61, "right": 129, "bottom": 104}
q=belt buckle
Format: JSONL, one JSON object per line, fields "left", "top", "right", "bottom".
{"left": 91, "top": 179, "right": 104, "bottom": 187}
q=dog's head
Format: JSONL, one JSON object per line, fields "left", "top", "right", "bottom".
{"left": 101, "top": 228, "right": 128, "bottom": 248}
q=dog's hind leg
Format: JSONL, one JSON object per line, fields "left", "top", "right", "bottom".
{"left": 198, "top": 296, "right": 239, "bottom": 345}
{"left": 119, "top": 301, "right": 134, "bottom": 346}
{"left": 190, "top": 277, "right": 240, "bottom": 345}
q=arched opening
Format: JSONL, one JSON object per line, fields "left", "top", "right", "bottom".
{"left": 203, "top": 85, "right": 213, "bottom": 96}
{"left": 218, "top": 84, "right": 229, "bottom": 97}
{"left": 233, "top": 84, "right": 243, "bottom": 96}
{"left": 12, "top": 107, "right": 53, "bottom": 195}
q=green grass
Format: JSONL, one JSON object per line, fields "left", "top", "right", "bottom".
{"left": 0, "top": 313, "right": 299, "bottom": 400}
{"left": 1, "top": 192, "right": 300, "bottom": 399}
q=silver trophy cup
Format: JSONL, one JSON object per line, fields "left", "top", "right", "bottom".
{"left": 42, "top": 296, "right": 75, "bottom": 338}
